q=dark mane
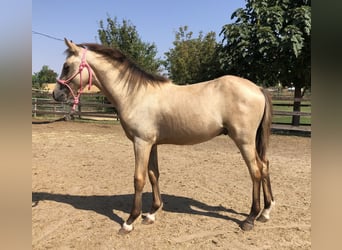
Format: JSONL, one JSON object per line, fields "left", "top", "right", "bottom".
{"left": 78, "top": 43, "right": 169, "bottom": 87}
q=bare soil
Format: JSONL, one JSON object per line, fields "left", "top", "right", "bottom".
{"left": 32, "top": 121, "right": 311, "bottom": 249}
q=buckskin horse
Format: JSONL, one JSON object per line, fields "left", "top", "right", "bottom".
{"left": 53, "top": 38, "right": 275, "bottom": 234}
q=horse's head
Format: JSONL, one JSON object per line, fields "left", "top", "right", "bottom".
{"left": 53, "top": 38, "right": 93, "bottom": 104}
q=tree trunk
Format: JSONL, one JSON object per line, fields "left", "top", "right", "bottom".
{"left": 291, "top": 86, "right": 302, "bottom": 126}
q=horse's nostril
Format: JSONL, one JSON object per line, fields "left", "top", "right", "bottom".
{"left": 52, "top": 91, "right": 61, "bottom": 101}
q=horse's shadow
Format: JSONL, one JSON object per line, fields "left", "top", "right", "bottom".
{"left": 32, "top": 192, "right": 247, "bottom": 227}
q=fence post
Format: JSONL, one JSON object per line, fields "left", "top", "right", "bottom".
{"left": 78, "top": 102, "right": 82, "bottom": 119}
{"left": 33, "top": 98, "right": 37, "bottom": 117}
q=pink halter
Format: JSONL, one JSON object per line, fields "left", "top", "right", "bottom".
{"left": 57, "top": 48, "right": 93, "bottom": 111}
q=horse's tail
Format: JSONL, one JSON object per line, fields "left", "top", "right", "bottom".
{"left": 256, "top": 88, "right": 273, "bottom": 162}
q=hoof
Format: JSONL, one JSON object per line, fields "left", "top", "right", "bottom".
{"left": 257, "top": 214, "right": 269, "bottom": 223}
{"left": 118, "top": 222, "right": 133, "bottom": 235}
{"left": 142, "top": 214, "right": 155, "bottom": 225}
{"left": 118, "top": 227, "right": 131, "bottom": 235}
{"left": 241, "top": 220, "right": 254, "bottom": 231}
{"left": 142, "top": 217, "right": 155, "bottom": 225}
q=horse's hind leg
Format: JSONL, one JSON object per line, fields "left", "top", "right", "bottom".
{"left": 237, "top": 142, "right": 263, "bottom": 231}
{"left": 257, "top": 160, "right": 275, "bottom": 222}
{"left": 142, "top": 145, "right": 163, "bottom": 225}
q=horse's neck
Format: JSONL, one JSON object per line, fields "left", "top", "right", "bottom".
{"left": 89, "top": 57, "right": 138, "bottom": 112}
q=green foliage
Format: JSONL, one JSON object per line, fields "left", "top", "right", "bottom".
{"left": 220, "top": 0, "right": 311, "bottom": 90}
{"left": 97, "top": 16, "right": 163, "bottom": 74}
{"left": 164, "top": 26, "right": 221, "bottom": 84}
{"left": 32, "top": 65, "right": 57, "bottom": 89}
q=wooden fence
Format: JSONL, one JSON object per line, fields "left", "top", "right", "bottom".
{"left": 32, "top": 92, "right": 119, "bottom": 120}
{"left": 32, "top": 91, "right": 311, "bottom": 133}
{"left": 272, "top": 97, "right": 311, "bottom": 123}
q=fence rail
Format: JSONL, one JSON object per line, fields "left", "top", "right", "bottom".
{"left": 273, "top": 110, "right": 311, "bottom": 116}
{"left": 32, "top": 92, "right": 311, "bottom": 134}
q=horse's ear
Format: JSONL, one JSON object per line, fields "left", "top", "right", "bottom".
{"left": 64, "top": 38, "right": 80, "bottom": 54}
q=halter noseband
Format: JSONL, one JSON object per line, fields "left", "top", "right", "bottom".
{"left": 57, "top": 48, "right": 93, "bottom": 111}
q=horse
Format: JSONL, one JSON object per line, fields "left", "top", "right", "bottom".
{"left": 53, "top": 38, "right": 275, "bottom": 234}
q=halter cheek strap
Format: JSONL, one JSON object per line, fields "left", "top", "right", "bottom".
{"left": 57, "top": 48, "right": 93, "bottom": 111}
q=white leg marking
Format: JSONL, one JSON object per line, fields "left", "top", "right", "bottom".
{"left": 145, "top": 213, "right": 156, "bottom": 222}
{"left": 261, "top": 200, "right": 275, "bottom": 220}
{"left": 122, "top": 222, "right": 133, "bottom": 232}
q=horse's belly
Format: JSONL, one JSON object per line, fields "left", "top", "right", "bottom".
{"left": 157, "top": 126, "right": 224, "bottom": 145}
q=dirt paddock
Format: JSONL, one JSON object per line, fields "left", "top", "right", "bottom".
{"left": 32, "top": 121, "right": 311, "bottom": 249}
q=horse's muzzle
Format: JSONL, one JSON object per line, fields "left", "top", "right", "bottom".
{"left": 52, "top": 89, "right": 67, "bottom": 102}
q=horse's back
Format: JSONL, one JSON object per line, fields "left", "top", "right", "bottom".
{"left": 210, "top": 75, "right": 263, "bottom": 97}
{"left": 193, "top": 75, "right": 266, "bottom": 117}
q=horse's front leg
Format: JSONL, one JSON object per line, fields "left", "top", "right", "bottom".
{"left": 142, "top": 145, "right": 163, "bottom": 225}
{"left": 119, "top": 138, "right": 152, "bottom": 234}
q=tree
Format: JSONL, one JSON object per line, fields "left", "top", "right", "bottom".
{"left": 97, "top": 16, "right": 163, "bottom": 74}
{"left": 32, "top": 65, "right": 58, "bottom": 90}
{"left": 164, "top": 26, "right": 221, "bottom": 84}
{"left": 220, "top": 0, "right": 311, "bottom": 125}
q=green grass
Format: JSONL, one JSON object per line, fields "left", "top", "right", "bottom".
{"left": 272, "top": 100, "right": 311, "bottom": 125}
{"left": 32, "top": 115, "right": 120, "bottom": 125}
{"left": 72, "top": 118, "right": 120, "bottom": 125}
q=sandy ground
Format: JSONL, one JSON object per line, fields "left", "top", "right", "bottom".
{"left": 32, "top": 121, "right": 311, "bottom": 249}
